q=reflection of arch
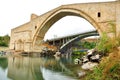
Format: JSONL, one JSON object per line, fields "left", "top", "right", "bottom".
{"left": 60, "top": 32, "right": 99, "bottom": 52}
{"left": 33, "top": 8, "right": 101, "bottom": 46}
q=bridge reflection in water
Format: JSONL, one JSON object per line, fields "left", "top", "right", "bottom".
{"left": 3, "top": 55, "right": 81, "bottom": 80}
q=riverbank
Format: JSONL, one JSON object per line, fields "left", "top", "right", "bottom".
{"left": 0, "top": 47, "right": 13, "bottom": 58}
{"left": 0, "top": 47, "right": 9, "bottom": 51}
{"left": 81, "top": 47, "right": 120, "bottom": 80}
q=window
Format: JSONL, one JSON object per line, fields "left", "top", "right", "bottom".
{"left": 98, "top": 12, "right": 101, "bottom": 17}
{"left": 35, "top": 26, "right": 37, "bottom": 29}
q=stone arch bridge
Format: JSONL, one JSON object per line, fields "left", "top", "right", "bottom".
{"left": 10, "top": 1, "right": 120, "bottom": 52}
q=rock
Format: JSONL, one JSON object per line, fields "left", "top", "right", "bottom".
{"left": 74, "top": 58, "right": 81, "bottom": 64}
{"left": 81, "top": 62, "right": 98, "bottom": 70}
{"left": 87, "top": 49, "right": 94, "bottom": 55}
{"left": 117, "top": 46, "right": 120, "bottom": 50}
{"left": 40, "top": 47, "right": 56, "bottom": 57}
{"left": 54, "top": 51, "right": 61, "bottom": 56}
{"left": 78, "top": 71, "right": 86, "bottom": 77}
{"left": 81, "top": 56, "right": 89, "bottom": 63}
{"left": 79, "top": 49, "right": 103, "bottom": 70}
{"left": 90, "top": 54, "right": 101, "bottom": 63}
{"left": 87, "top": 49, "right": 95, "bottom": 60}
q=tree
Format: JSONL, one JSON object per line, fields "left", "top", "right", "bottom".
{"left": 0, "top": 34, "right": 10, "bottom": 47}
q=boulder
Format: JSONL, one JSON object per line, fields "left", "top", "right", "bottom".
{"left": 78, "top": 71, "right": 86, "bottom": 77}
{"left": 74, "top": 58, "right": 81, "bottom": 64}
{"left": 81, "top": 62, "right": 98, "bottom": 70}
{"left": 87, "top": 49, "right": 95, "bottom": 55}
{"left": 81, "top": 56, "right": 89, "bottom": 63}
{"left": 54, "top": 51, "right": 61, "bottom": 57}
{"left": 90, "top": 54, "right": 100, "bottom": 63}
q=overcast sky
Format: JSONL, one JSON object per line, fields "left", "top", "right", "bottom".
{"left": 0, "top": 0, "right": 115, "bottom": 39}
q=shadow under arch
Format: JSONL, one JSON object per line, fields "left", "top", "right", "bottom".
{"left": 33, "top": 7, "right": 101, "bottom": 46}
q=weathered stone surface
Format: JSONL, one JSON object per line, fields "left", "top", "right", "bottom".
{"left": 81, "top": 56, "right": 89, "bottom": 63}
{"left": 77, "top": 71, "right": 86, "bottom": 77}
{"left": 90, "top": 54, "right": 100, "bottom": 62}
{"left": 81, "top": 62, "right": 98, "bottom": 70}
{"left": 54, "top": 51, "right": 61, "bottom": 57}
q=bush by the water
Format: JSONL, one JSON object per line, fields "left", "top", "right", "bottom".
{"left": 72, "top": 41, "right": 97, "bottom": 55}
{"left": 0, "top": 35, "right": 10, "bottom": 47}
{"left": 83, "top": 41, "right": 96, "bottom": 49}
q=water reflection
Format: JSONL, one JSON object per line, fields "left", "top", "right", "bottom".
{"left": 8, "top": 56, "right": 44, "bottom": 80}
{"left": 0, "top": 58, "right": 11, "bottom": 80}
{"left": 0, "top": 55, "right": 81, "bottom": 80}
{"left": 0, "top": 58, "right": 8, "bottom": 70}
{"left": 41, "top": 67, "right": 75, "bottom": 80}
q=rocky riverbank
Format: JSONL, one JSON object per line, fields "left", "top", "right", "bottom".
{"left": 40, "top": 47, "right": 56, "bottom": 57}
{"left": 0, "top": 47, "right": 11, "bottom": 57}
{"left": 79, "top": 49, "right": 103, "bottom": 70}
{"left": 74, "top": 49, "right": 105, "bottom": 78}
{"left": 0, "top": 51, "right": 12, "bottom": 57}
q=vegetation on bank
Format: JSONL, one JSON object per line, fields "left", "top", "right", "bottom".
{"left": 84, "top": 49, "right": 120, "bottom": 80}
{"left": 82, "top": 22, "right": 120, "bottom": 80}
{"left": 72, "top": 41, "right": 97, "bottom": 55}
{"left": 96, "top": 22, "right": 119, "bottom": 53}
{"left": 0, "top": 35, "right": 10, "bottom": 47}
{"left": 72, "top": 41, "right": 97, "bottom": 61}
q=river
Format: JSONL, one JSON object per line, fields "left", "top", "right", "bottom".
{"left": 0, "top": 54, "right": 84, "bottom": 80}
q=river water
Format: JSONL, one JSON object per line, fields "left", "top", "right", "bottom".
{"left": 0, "top": 54, "right": 83, "bottom": 80}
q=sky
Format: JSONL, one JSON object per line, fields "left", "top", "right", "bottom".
{"left": 0, "top": 0, "right": 115, "bottom": 39}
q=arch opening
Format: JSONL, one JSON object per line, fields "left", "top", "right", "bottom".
{"left": 33, "top": 8, "right": 101, "bottom": 49}
{"left": 44, "top": 16, "right": 96, "bottom": 41}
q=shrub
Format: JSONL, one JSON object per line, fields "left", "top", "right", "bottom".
{"left": 0, "top": 35, "right": 10, "bottom": 47}
{"left": 0, "top": 42, "right": 8, "bottom": 47}
{"left": 96, "top": 22, "right": 119, "bottom": 53}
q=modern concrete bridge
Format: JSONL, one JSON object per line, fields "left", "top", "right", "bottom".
{"left": 10, "top": 1, "right": 120, "bottom": 52}
{"left": 60, "top": 31, "right": 99, "bottom": 52}
{"left": 45, "top": 30, "right": 98, "bottom": 51}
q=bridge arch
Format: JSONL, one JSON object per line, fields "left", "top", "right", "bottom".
{"left": 33, "top": 7, "right": 101, "bottom": 47}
